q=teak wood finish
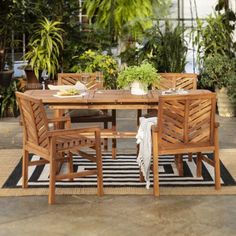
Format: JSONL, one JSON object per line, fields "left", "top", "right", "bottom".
{"left": 151, "top": 92, "right": 221, "bottom": 196}
{"left": 16, "top": 91, "right": 103, "bottom": 204}
{"left": 24, "top": 89, "right": 211, "bottom": 162}
{"left": 57, "top": 72, "right": 116, "bottom": 151}
{"left": 157, "top": 73, "right": 198, "bottom": 90}
{"left": 137, "top": 73, "right": 198, "bottom": 161}
{"left": 138, "top": 73, "right": 198, "bottom": 120}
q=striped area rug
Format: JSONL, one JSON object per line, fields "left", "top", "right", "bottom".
{"left": 3, "top": 154, "right": 235, "bottom": 188}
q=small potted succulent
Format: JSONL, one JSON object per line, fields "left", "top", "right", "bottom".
{"left": 117, "top": 62, "right": 161, "bottom": 95}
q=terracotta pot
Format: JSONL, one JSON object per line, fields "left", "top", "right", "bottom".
{"left": 216, "top": 87, "right": 236, "bottom": 117}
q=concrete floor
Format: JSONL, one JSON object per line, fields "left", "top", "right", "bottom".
{"left": 0, "top": 111, "right": 236, "bottom": 235}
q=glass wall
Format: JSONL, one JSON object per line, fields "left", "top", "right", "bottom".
{"left": 169, "top": 0, "right": 235, "bottom": 72}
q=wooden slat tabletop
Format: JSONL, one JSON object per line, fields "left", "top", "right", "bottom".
{"left": 25, "top": 89, "right": 212, "bottom": 108}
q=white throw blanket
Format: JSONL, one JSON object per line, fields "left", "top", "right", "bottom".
{"left": 136, "top": 117, "right": 157, "bottom": 189}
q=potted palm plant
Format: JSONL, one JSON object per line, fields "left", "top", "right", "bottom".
{"left": 25, "top": 17, "right": 64, "bottom": 82}
{"left": 117, "top": 62, "right": 161, "bottom": 95}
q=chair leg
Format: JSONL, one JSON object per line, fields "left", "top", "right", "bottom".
{"left": 103, "top": 121, "right": 108, "bottom": 151}
{"left": 174, "top": 154, "right": 183, "bottom": 176}
{"left": 152, "top": 130, "right": 160, "bottom": 196}
{"left": 49, "top": 158, "right": 56, "bottom": 204}
{"left": 112, "top": 110, "right": 117, "bottom": 159}
{"left": 95, "top": 130, "right": 104, "bottom": 196}
{"left": 112, "top": 138, "right": 116, "bottom": 160}
{"left": 214, "top": 127, "right": 221, "bottom": 190}
{"left": 67, "top": 152, "right": 74, "bottom": 181}
{"left": 188, "top": 152, "right": 193, "bottom": 162}
{"left": 49, "top": 138, "right": 57, "bottom": 204}
{"left": 22, "top": 149, "right": 29, "bottom": 188}
{"left": 196, "top": 152, "right": 202, "bottom": 177}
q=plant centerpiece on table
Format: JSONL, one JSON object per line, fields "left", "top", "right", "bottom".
{"left": 117, "top": 62, "right": 161, "bottom": 95}
{"left": 24, "top": 17, "right": 64, "bottom": 82}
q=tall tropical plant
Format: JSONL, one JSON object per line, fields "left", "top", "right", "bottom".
{"left": 25, "top": 17, "right": 64, "bottom": 79}
{"left": 121, "top": 22, "right": 188, "bottom": 72}
{"left": 84, "top": 0, "right": 170, "bottom": 41}
{"left": 194, "top": 12, "right": 235, "bottom": 68}
{"left": 140, "top": 23, "right": 187, "bottom": 72}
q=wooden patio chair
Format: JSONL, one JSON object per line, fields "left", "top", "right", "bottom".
{"left": 157, "top": 73, "right": 197, "bottom": 90}
{"left": 138, "top": 73, "right": 198, "bottom": 120}
{"left": 151, "top": 91, "right": 221, "bottom": 196}
{"left": 57, "top": 72, "right": 116, "bottom": 151}
{"left": 16, "top": 91, "right": 103, "bottom": 204}
{"left": 137, "top": 73, "right": 198, "bottom": 161}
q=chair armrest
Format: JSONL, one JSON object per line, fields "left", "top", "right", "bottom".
{"left": 47, "top": 126, "right": 101, "bottom": 137}
{"left": 151, "top": 125, "right": 159, "bottom": 132}
{"left": 48, "top": 116, "right": 71, "bottom": 124}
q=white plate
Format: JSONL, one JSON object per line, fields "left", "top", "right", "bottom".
{"left": 53, "top": 92, "right": 87, "bottom": 98}
{"left": 48, "top": 85, "right": 75, "bottom": 90}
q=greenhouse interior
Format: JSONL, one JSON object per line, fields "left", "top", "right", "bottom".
{"left": 0, "top": 1, "right": 236, "bottom": 235}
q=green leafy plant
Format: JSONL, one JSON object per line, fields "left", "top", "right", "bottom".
{"left": 120, "top": 22, "right": 188, "bottom": 72}
{"left": 200, "top": 53, "right": 236, "bottom": 99}
{"left": 25, "top": 17, "right": 64, "bottom": 79}
{"left": 194, "top": 12, "right": 235, "bottom": 68}
{"left": 117, "top": 61, "right": 161, "bottom": 89}
{"left": 0, "top": 79, "right": 22, "bottom": 117}
{"left": 71, "top": 50, "right": 118, "bottom": 89}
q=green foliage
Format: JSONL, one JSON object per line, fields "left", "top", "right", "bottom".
{"left": 84, "top": 0, "right": 170, "bottom": 41}
{"left": 200, "top": 53, "right": 236, "bottom": 100}
{"left": 84, "top": 0, "right": 151, "bottom": 40}
{"left": 117, "top": 62, "right": 161, "bottom": 89}
{"left": 194, "top": 13, "right": 235, "bottom": 67}
{"left": 0, "top": 79, "right": 22, "bottom": 117}
{"left": 25, "top": 17, "right": 64, "bottom": 79}
{"left": 70, "top": 50, "right": 118, "bottom": 89}
{"left": 121, "top": 22, "right": 188, "bottom": 72}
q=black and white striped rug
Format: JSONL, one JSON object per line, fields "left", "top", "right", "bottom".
{"left": 3, "top": 154, "right": 236, "bottom": 188}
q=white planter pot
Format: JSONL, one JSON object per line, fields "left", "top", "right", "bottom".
{"left": 216, "top": 87, "right": 236, "bottom": 117}
{"left": 130, "top": 81, "right": 147, "bottom": 95}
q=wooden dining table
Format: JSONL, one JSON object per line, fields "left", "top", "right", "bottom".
{"left": 25, "top": 89, "right": 211, "bottom": 158}
{"left": 25, "top": 89, "right": 160, "bottom": 158}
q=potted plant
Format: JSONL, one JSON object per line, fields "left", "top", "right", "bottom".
{"left": 201, "top": 53, "right": 236, "bottom": 117}
{"left": 117, "top": 62, "right": 161, "bottom": 95}
{"left": 24, "top": 17, "right": 64, "bottom": 82}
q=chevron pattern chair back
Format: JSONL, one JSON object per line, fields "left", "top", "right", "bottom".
{"left": 17, "top": 91, "right": 50, "bottom": 151}
{"left": 157, "top": 92, "right": 216, "bottom": 153}
{"left": 16, "top": 92, "right": 103, "bottom": 204}
{"left": 153, "top": 73, "right": 197, "bottom": 90}
{"left": 58, "top": 72, "right": 104, "bottom": 89}
{"left": 151, "top": 91, "right": 221, "bottom": 196}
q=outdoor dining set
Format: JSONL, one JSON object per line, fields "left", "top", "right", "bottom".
{"left": 16, "top": 72, "right": 221, "bottom": 204}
